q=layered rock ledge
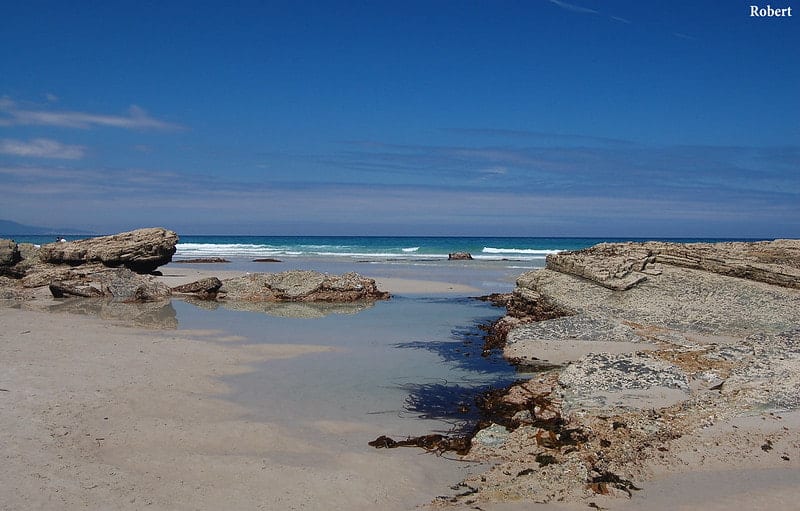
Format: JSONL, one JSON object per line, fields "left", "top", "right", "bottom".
{"left": 442, "top": 239, "right": 800, "bottom": 507}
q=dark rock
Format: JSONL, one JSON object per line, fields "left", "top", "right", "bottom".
{"left": 38, "top": 227, "right": 178, "bottom": 274}
{"left": 49, "top": 281, "right": 104, "bottom": 298}
{"left": 172, "top": 257, "right": 231, "bottom": 264}
{"left": 253, "top": 258, "right": 282, "bottom": 263}
{"left": 171, "top": 277, "right": 223, "bottom": 300}
{"left": 449, "top": 252, "right": 473, "bottom": 260}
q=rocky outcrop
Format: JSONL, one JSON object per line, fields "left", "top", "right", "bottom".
{"left": 1, "top": 230, "right": 175, "bottom": 303}
{"left": 546, "top": 239, "right": 800, "bottom": 291}
{"left": 647, "top": 239, "right": 800, "bottom": 288}
{"left": 219, "top": 270, "right": 390, "bottom": 302}
{"left": 447, "top": 239, "right": 800, "bottom": 507}
{"left": 38, "top": 227, "right": 178, "bottom": 274}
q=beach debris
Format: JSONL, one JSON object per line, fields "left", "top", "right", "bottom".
{"left": 368, "top": 434, "right": 471, "bottom": 455}
{"left": 587, "top": 470, "right": 640, "bottom": 497}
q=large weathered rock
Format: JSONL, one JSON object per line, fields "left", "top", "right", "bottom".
{"left": 38, "top": 227, "right": 178, "bottom": 274}
{"left": 219, "top": 270, "right": 390, "bottom": 302}
{"left": 546, "top": 239, "right": 800, "bottom": 291}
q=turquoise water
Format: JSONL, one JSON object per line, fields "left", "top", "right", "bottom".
{"left": 8, "top": 234, "right": 760, "bottom": 262}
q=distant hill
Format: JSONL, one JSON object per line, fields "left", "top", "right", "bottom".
{"left": 0, "top": 219, "right": 95, "bottom": 236}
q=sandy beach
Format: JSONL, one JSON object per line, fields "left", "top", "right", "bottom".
{"left": 0, "top": 289, "right": 480, "bottom": 511}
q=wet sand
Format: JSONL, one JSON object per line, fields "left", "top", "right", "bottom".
{"left": 0, "top": 306, "right": 479, "bottom": 510}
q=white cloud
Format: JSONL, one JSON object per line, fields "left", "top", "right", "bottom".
{"left": 547, "top": 0, "right": 598, "bottom": 15}
{"left": 0, "top": 100, "right": 182, "bottom": 131}
{"left": 0, "top": 138, "right": 86, "bottom": 159}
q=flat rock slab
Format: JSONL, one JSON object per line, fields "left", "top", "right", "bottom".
{"left": 219, "top": 270, "right": 390, "bottom": 302}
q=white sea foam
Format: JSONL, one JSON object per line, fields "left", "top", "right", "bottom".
{"left": 175, "top": 242, "right": 561, "bottom": 262}
{"left": 176, "top": 243, "right": 448, "bottom": 260}
{"left": 482, "top": 247, "right": 561, "bottom": 255}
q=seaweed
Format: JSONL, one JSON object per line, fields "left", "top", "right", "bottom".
{"left": 588, "top": 471, "right": 641, "bottom": 497}
{"left": 368, "top": 434, "right": 471, "bottom": 455}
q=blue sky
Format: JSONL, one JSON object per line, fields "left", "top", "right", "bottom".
{"left": 1, "top": 0, "right": 798, "bottom": 236}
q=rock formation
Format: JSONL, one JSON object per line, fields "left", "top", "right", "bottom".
{"left": 1, "top": 232, "right": 390, "bottom": 308}
{"left": 545, "top": 239, "right": 800, "bottom": 291}
{"left": 171, "top": 277, "right": 223, "bottom": 300}
{"left": 219, "top": 270, "right": 390, "bottom": 302}
{"left": 38, "top": 227, "right": 178, "bottom": 274}
{"left": 444, "top": 239, "right": 800, "bottom": 507}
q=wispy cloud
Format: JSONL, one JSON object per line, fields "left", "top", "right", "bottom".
{"left": 545, "top": 0, "right": 633, "bottom": 26}
{"left": 0, "top": 138, "right": 85, "bottom": 159}
{"left": 444, "top": 128, "right": 633, "bottom": 146}
{"left": 547, "top": 0, "right": 597, "bottom": 14}
{"left": 0, "top": 99, "right": 182, "bottom": 131}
